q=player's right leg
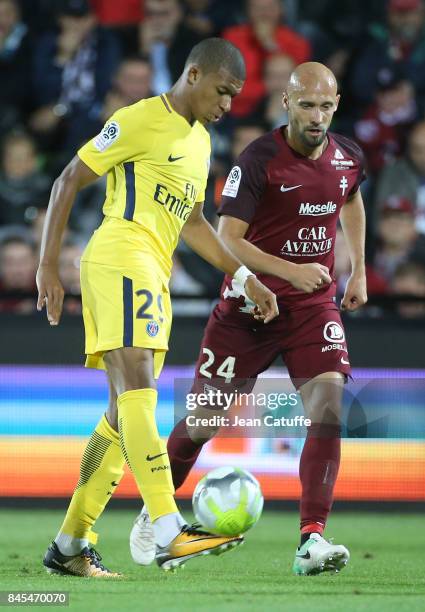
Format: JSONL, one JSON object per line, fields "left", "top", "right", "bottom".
{"left": 106, "top": 346, "right": 243, "bottom": 571}
{"left": 130, "top": 304, "right": 278, "bottom": 565}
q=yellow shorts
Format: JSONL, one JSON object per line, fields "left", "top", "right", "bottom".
{"left": 80, "top": 261, "right": 172, "bottom": 379}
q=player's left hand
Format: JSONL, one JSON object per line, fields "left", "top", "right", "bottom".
{"left": 341, "top": 272, "right": 368, "bottom": 312}
{"left": 36, "top": 264, "right": 65, "bottom": 326}
{"left": 245, "top": 276, "right": 279, "bottom": 323}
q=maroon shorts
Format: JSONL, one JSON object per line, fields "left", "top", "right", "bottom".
{"left": 193, "top": 300, "right": 351, "bottom": 391}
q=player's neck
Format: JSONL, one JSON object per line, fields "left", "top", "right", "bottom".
{"left": 284, "top": 126, "right": 328, "bottom": 160}
{"left": 165, "top": 85, "right": 196, "bottom": 126}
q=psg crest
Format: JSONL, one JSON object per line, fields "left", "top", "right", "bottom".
{"left": 146, "top": 321, "right": 159, "bottom": 337}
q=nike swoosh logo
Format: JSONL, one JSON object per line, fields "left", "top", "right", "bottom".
{"left": 146, "top": 452, "right": 167, "bottom": 462}
{"left": 168, "top": 154, "right": 184, "bottom": 162}
{"left": 280, "top": 184, "right": 302, "bottom": 192}
{"left": 341, "top": 357, "right": 350, "bottom": 365}
{"left": 175, "top": 536, "right": 214, "bottom": 548}
{"left": 296, "top": 551, "right": 311, "bottom": 559}
{"left": 111, "top": 481, "right": 119, "bottom": 486}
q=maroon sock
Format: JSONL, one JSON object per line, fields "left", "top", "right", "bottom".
{"left": 299, "top": 423, "right": 341, "bottom": 533}
{"left": 167, "top": 419, "right": 204, "bottom": 490}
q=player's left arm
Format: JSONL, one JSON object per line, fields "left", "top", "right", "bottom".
{"left": 181, "top": 202, "right": 279, "bottom": 323}
{"left": 339, "top": 188, "right": 368, "bottom": 311}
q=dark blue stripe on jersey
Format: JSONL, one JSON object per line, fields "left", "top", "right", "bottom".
{"left": 123, "top": 162, "right": 136, "bottom": 221}
{"left": 161, "top": 94, "right": 172, "bottom": 113}
{"left": 123, "top": 276, "right": 133, "bottom": 347}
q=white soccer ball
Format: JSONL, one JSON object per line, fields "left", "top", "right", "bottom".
{"left": 192, "top": 466, "right": 264, "bottom": 536}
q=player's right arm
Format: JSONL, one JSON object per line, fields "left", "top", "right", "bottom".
{"left": 36, "top": 157, "right": 99, "bottom": 326}
{"left": 37, "top": 105, "right": 149, "bottom": 325}
{"left": 218, "top": 215, "right": 331, "bottom": 293}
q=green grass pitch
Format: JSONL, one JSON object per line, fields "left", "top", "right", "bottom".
{"left": 0, "top": 509, "right": 424, "bottom": 612}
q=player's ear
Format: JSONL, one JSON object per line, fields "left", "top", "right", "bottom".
{"left": 282, "top": 92, "right": 289, "bottom": 110}
{"left": 187, "top": 65, "right": 201, "bottom": 86}
{"left": 335, "top": 94, "right": 341, "bottom": 110}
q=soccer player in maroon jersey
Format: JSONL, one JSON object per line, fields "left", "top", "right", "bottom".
{"left": 131, "top": 62, "right": 368, "bottom": 575}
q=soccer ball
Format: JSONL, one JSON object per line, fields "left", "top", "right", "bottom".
{"left": 192, "top": 466, "right": 264, "bottom": 536}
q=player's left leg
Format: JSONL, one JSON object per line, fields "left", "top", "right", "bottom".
{"left": 293, "top": 372, "right": 350, "bottom": 575}
{"left": 282, "top": 304, "right": 351, "bottom": 575}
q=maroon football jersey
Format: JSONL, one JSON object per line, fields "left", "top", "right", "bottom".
{"left": 218, "top": 127, "right": 366, "bottom": 310}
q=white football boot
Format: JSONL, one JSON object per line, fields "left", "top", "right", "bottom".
{"left": 292, "top": 532, "right": 350, "bottom": 575}
{"left": 130, "top": 506, "right": 156, "bottom": 566}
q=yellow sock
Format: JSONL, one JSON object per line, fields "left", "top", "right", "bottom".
{"left": 60, "top": 414, "right": 125, "bottom": 541}
{"left": 117, "top": 388, "right": 177, "bottom": 522}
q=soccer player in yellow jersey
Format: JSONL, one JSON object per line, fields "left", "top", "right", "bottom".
{"left": 36, "top": 38, "right": 278, "bottom": 577}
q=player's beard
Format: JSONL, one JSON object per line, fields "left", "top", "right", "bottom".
{"left": 300, "top": 127, "right": 327, "bottom": 149}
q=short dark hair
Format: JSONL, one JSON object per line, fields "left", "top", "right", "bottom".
{"left": 185, "top": 38, "right": 246, "bottom": 81}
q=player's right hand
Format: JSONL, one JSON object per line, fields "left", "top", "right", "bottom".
{"left": 287, "top": 263, "right": 332, "bottom": 294}
{"left": 36, "top": 264, "right": 65, "bottom": 326}
{"left": 245, "top": 276, "right": 279, "bottom": 323}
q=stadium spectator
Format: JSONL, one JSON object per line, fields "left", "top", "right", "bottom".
{"left": 0, "top": 131, "right": 51, "bottom": 227}
{"left": 182, "top": 0, "right": 216, "bottom": 36}
{"left": 354, "top": 65, "right": 417, "bottom": 177}
{"left": 250, "top": 53, "right": 294, "bottom": 128}
{"left": 90, "top": 0, "right": 143, "bottom": 56}
{"left": 30, "top": 0, "right": 121, "bottom": 156}
{"left": 391, "top": 260, "right": 425, "bottom": 317}
{"left": 294, "top": 0, "right": 386, "bottom": 64}
{"left": 223, "top": 0, "right": 310, "bottom": 117}
{"left": 101, "top": 56, "right": 153, "bottom": 123}
{"left": 350, "top": 0, "right": 425, "bottom": 109}
{"left": 139, "top": 0, "right": 203, "bottom": 95}
{"left": 19, "top": 0, "right": 62, "bottom": 33}
{"left": 373, "top": 196, "right": 425, "bottom": 283}
{"left": 0, "top": 235, "right": 37, "bottom": 312}
{"left": 181, "top": 0, "right": 244, "bottom": 37}
{"left": 91, "top": 0, "right": 143, "bottom": 26}
{"left": 374, "top": 121, "right": 425, "bottom": 234}
{"left": 0, "top": 0, "right": 32, "bottom": 134}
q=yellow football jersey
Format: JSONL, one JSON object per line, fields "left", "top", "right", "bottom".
{"left": 78, "top": 94, "right": 211, "bottom": 282}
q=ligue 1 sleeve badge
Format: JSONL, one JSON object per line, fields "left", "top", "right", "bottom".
{"left": 146, "top": 320, "right": 160, "bottom": 337}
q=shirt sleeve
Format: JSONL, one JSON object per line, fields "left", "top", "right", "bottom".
{"left": 350, "top": 154, "right": 367, "bottom": 196}
{"left": 218, "top": 145, "right": 268, "bottom": 223}
{"left": 77, "top": 104, "right": 151, "bottom": 176}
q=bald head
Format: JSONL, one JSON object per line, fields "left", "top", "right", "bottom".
{"left": 283, "top": 62, "right": 340, "bottom": 152}
{"left": 287, "top": 62, "right": 338, "bottom": 97}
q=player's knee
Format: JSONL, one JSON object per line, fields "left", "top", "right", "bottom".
{"left": 104, "top": 347, "right": 155, "bottom": 394}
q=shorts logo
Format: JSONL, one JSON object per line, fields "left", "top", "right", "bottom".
{"left": 146, "top": 321, "right": 159, "bottom": 337}
{"left": 323, "top": 321, "right": 345, "bottom": 343}
{"left": 93, "top": 121, "right": 120, "bottom": 152}
{"left": 222, "top": 166, "right": 241, "bottom": 198}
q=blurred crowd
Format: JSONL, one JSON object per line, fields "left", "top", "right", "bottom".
{"left": 1, "top": 0, "right": 425, "bottom": 317}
